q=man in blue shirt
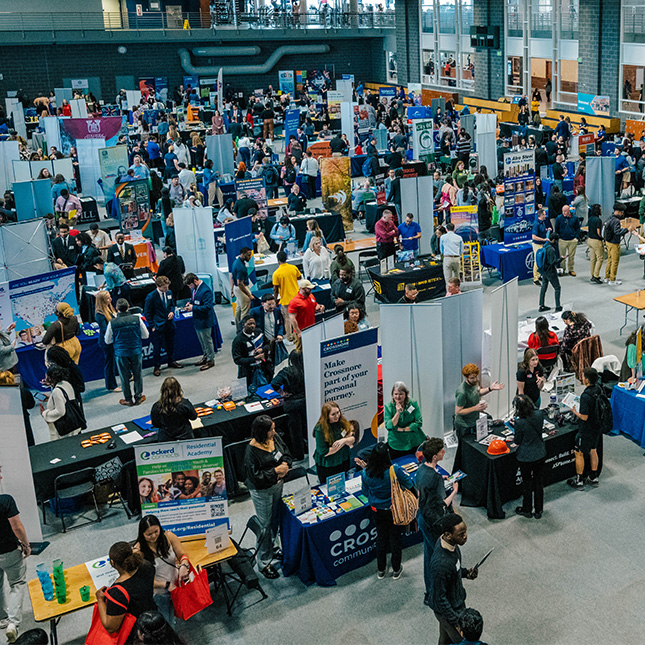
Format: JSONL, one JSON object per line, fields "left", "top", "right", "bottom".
{"left": 614, "top": 147, "right": 630, "bottom": 194}
{"left": 554, "top": 114, "right": 570, "bottom": 143}
{"left": 231, "top": 247, "right": 253, "bottom": 331}
{"left": 554, "top": 205, "right": 581, "bottom": 275}
{"left": 146, "top": 135, "right": 162, "bottom": 169}
{"left": 398, "top": 212, "right": 422, "bottom": 256}
{"left": 531, "top": 209, "right": 552, "bottom": 285}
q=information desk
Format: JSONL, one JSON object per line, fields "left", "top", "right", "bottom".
{"left": 281, "top": 456, "right": 422, "bottom": 586}
{"left": 368, "top": 260, "right": 445, "bottom": 303}
{"left": 611, "top": 385, "right": 645, "bottom": 447}
{"left": 453, "top": 419, "right": 603, "bottom": 520}
{"left": 481, "top": 242, "right": 533, "bottom": 283}
{"left": 29, "top": 395, "right": 284, "bottom": 504}
{"left": 17, "top": 314, "right": 223, "bottom": 392}
{"left": 28, "top": 537, "right": 237, "bottom": 645}
{"left": 264, "top": 212, "right": 345, "bottom": 249}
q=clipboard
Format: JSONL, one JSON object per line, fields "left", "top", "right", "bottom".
{"left": 474, "top": 547, "right": 494, "bottom": 570}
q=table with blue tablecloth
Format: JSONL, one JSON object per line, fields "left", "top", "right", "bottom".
{"left": 295, "top": 174, "right": 322, "bottom": 198}
{"left": 17, "top": 313, "right": 223, "bottom": 392}
{"left": 281, "top": 456, "right": 422, "bottom": 586}
{"left": 611, "top": 384, "right": 645, "bottom": 447}
{"left": 542, "top": 178, "right": 574, "bottom": 205}
{"left": 481, "top": 242, "right": 534, "bottom": 283}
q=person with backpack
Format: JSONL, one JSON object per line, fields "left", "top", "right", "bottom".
{"left": 260, "top": 157, "right": 279, "bottom": 199}
{"left": 567, "top": 367, "right": 606, "bottom": 490}
{"left": 281, "top": 156, "right": 298, "bottom": 196}
{"left": 537, "top": 232, "right": 562, "bottom": 312}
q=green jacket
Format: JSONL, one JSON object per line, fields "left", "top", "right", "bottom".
{"left": 384, "top": 399, "right": 425, "bottom": 451}
{"left": 313, "top": 422, "right": 350, "bottom": 468}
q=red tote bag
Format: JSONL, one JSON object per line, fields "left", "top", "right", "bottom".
{"left": 170, "top": 564, "right": 213, "bottom": 620}
{"left": 86, "top": 585, "right": 137, "bottom": 645}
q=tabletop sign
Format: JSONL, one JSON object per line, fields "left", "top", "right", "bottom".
{"left": 476, "top": 416, "right": 489, "bottom": 442}
{"left": 326, "top": 472, "right": 346, "bottom": 500}
{"left": 205, "top": 524, "right": 230, "bottom": 554}
{"left": 293, "top": 485, "right": 313, "bottom": 515}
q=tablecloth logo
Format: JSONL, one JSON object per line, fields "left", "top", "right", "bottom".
{"left": 525, "top": 253, "right": 534, "bottom": 270}
{"left": 329, "top": 518, "right": 377, "bottom": 563}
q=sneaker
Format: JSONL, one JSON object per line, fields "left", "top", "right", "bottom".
{"left": 567, "top": 477, "right": 585, "bottom": 490}
{"left": 585, "top": 477, "right": 599, "bottom": 488}
{"left": 538, "top": 306, "right": 551, "bottom": 312}
{"left": 533, "top": 280, "right": 541, "bottom": 286}
{"left": 0, "top": 619, "right": 9, "bottom": 629}
{"left": 608, "top": 280, "right": 622, "bottom": 286}
{"left": 603, "top": 278, "right": 610, "bottom": 283}
{"left": 555, "top": 307, "right": 563, "bottom": 312}
{"left": 515, "top": 506, "right": 532, "bottom": 518}
{"left": 392, "top": 566, "right": 403, "bottom": 580}
{"left": 377, "top": 569, "right": 386, "bottom": 580}
{"left": 534, "top": 512, "right": 543, "bottom": 519}
{"left": 591, "top": 277, "right": 602, "bottom": 284}
{"left": 6, "top": 623, "right": 17, "bottom": 643}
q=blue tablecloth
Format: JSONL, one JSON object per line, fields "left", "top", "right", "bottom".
{"left": 542, "top": 178, "right": 574, "bottom": 205}
{"left": 295, "top": 174, "right": 322, "bottom": 198}
{"left": 17, "top": 314, "right": 223, "bottom": 392}
{"left": 611, "top": 385, "right": 645, "bottom": 447}
{"left": 481, "top": 242, "right": 534, "bottom": 283}
{"left": 281, "top": 456, "right": 422, "bottom": 587}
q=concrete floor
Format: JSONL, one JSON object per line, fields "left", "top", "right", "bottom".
{"left": 15, "top": 217, "right": 645, "bottom": 645}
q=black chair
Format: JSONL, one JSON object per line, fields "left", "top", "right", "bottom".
{"left": 109, "top": 459, "right": 139, "bottom": 519}
{"left": 255, "top": 269, "right": 269, "bottom": 289}
{"left": 223, "top": 438, "right": 252, "bottom": 500}
{"left": 358, "top": 250, "right": 379, "bottom": 283}
{"left": 536, "top": 344, "right": 560, "bottom": 376}
{"left": 53, "top": 467, "right": 101, "bottom": 533}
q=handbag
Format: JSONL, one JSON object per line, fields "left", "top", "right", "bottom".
{"left": 170, "top": 564, "right": 213, "bottom": 620}
{"left": 86, "top": 585, "right": 137, "bottom": 645}
{"left": 274, "top": 340, "right": 289, "bottom": 367}
{"left": 53, "top": 386, "right": 87, "bottom": 436}
{"left": 389, "top": 466, "right": 418, "bottom": 527}
{"left": 257, "top": 232, "right": 270, "bottom": 254}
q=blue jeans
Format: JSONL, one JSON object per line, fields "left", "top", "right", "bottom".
{"left": 153, "top": 592, "right": 175, "bottom": 626}
{"left": 116, "top": 354, "right": 143, "bottom": 403}
{"left": 238, "top": 147, "right": 251, "bottom": 165}
{"left": 101, "top": 342, "right": 118, "bottom": 391}
{"left": 417, "top": 513, "right": 437, "bottom": 597}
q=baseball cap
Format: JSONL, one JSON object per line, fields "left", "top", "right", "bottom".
{"left": 298, "top": 279, "right": 315, "bottom": 290}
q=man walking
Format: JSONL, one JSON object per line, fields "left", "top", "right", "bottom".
{"left": 375, "top": 209, "right": 398, "bottom": 261}
{"left": 273, "top": 251, "right": 301, "bottom": 342}
{"left": 104, "top": 298, "right": 149, "bottom": 406}
{"left": 184, "top": 273, "right": 215, "bottom": 370}
{"left": 538, "top": 232, "right": 562, "bottom": 312}
{"left": 144, "top": 275, "right": 183, "bottom": 377}
{"left": 231, "top": 247, "right": 254, "bottom": 331}
{"left": 554, "top": 205, "right": 580, "bottom": 276}
{"left": 604, "top": 203, "right": 631, "bottom": 285}
{"left": 440, "top": 223, "right": 464, "bottom": 283}
{"left": 531, "top": 209, "right": 551, "bottom": 285}
{"left": 0, "top": 466, "right": 30, "bottom": 644}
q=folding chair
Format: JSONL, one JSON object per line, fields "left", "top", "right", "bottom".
{"left": 53, "top": 467, "right": 102, "bottom": 533}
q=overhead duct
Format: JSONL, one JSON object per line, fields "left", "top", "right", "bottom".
{"left": 191, "top": 46, "right": 261, "bottom": 56}
{"left": 178, "top": 44, "right": 331, "bottom": 77}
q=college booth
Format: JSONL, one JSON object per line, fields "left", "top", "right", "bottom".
{"left": 481, "top": 242, "right": 534, "bottom": 283}
{"left": 368, "top": 261, "right": 446, "bottom": 303}
{"left": 611, "top": 385, "right": 645, "bottom": 447}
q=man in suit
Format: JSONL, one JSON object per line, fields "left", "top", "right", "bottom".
{"left": 184, "top": 273, "right": 215, "bottom": 371}
{"left": 106, "top": 231, "right": 137, "bottom": 279}
{"left": 144, "top": 275, "right": 184, "bottom": 377}
{"left": 51, "top": 222, "right": 79, "bottom": 268}
{"left": 232, "top": 315, "right": 269, "bottom": 387}
{"left": 250, "top": 293, "right": 284, "bottom": 376}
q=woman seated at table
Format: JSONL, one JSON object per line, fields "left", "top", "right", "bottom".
{"left": 134, "top": 515, "right": 190, "bottom": 624}
{"left": 527, "top": 316, "right": 559, "bottom": 374}
{"left": 40, "top": 365, "right": 85, "bottom": 441}
{"left": 330, "top": 244, "right": 355, "bottom": 281}
{"left": 516, "top": 348, "right": 545, "bottom": 408}
{"left": 560, "top": 311, "right": 592, "bottom": 370}
{"left": 343, "top": 302, "right": 370, "bottom": 334}
{"left": 150, "top": 377, "right": 197, "bottom": 442}
{"left": 313, "top": 401, "right": 355, "bottom": 483}
{"left": 361, "top": 442, "right": 415, "bottom": 580}
{"left": 95, "top": 542, "right": 156, "bottom": 637}
{"left": 384, "top": 381, "right": 425, "bottom": 460}
{"left": 244, "top": 414, "right": 293, "bottom": 579}
{"left": 41, "top": 302, "right": 81, "bottom": 364}
{"left": 301, "top": 219, "right": 328, "bottom": 253}
{"left": 303, "top": 237, "right": 331, "bottom": 280}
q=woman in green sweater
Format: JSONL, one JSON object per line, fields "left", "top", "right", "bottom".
{"left": 384, "top": 381, "right": 425, "bottom": 459}
{"left": 313, "top": 401, "right": 355, "bottom": 484}
{"left": 452, "top": 160, "right": 469, "bottom": 189}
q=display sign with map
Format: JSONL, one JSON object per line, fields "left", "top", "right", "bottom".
{"left": 9, "top": 268, "right": 77, "bottom": 344}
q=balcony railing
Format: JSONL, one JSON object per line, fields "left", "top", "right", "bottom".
{"left": 0, "top": 9, "right": 395, "bottom": 34}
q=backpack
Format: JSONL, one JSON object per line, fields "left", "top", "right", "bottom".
{"left": 284, "top": 165, "right": 297, "bottom": 184}
{"left": 535, "top": 245, "right": 548, "bottom": 272}
{"left": 264, "top": 164, "right": 278, "bottom": 185}
{"left": 362, "top": 156, "right": 373, "bottom": 177}
{"left": 594, "top": 388, "right": 614, "bottom": 434}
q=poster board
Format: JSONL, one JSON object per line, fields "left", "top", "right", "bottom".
{"left": 235, "top": 178, "right": 268, "bottom": 220}
{"left": 327, "top": 91, "right": 343, "bottom": 120}
{"left": 503, "top": 149, "right": 536, "bottom": 244}
{"left": 461, "top": 241, "right": 482, "bottom": 286}
{"left": 278, "top": 70, "right": 295, "bottom": 96}
{"left": 99, "top": 145, "right": 130, "bottom": 202}
{"left": 412, "top": 119, "right": 435, "bottom": 163}
{"left": 115, "top": 179, "right": 151, "bottom": 231}
{"left": 321, "top": 157, "right": 352, "bottom": 232}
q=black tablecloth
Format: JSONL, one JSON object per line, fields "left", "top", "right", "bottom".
{"left": 453, "top": 420, "right": 604, "bottom": 519}
{"left": 364, "top": 202, "right": 397, "bottom": 233}
{"left": 498, "top": 123, "right": 553, "bottom": 145}
{"left": 264, "top": 213, "right": 345, "bottom": 250}
{"left": 368, "top": 262, "right": 446, "bottom": 303}
{"left": 30, "top": 397, "right": 284, "bottom": 507}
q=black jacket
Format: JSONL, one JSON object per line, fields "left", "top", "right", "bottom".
{"left": 244, "top": 434, "right": 293, "bottom": 491}
{"left": 604, "top": 215, "right": 628, "bottom": 245}
{"left": 150, "top": 398, "right": 197, "bottom": 442}
{"left": 428, "top": 542, "right": 468, "bottom": 625}
{"left": 232, "top": 331, "right": 262, "bottom": 380}
{"left": 52, "top": 235, "right": 79, "bottom": 267}
{"left": 106, "top": 242, "right": 137, "bottom": 268}
{"left": 514, "top": 410, "right": 547, "bottom": 462}
{"left": 157, "top": 255, "right": 186, "bottom": 299}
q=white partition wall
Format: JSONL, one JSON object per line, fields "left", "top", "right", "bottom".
{"left": 0, "top": 219, "right": 51, "bottom": 282}
{"left": 475, "top": 113, "right": 498, "bottom": 177}
{"left": 400, "top": 175, "right": 434, "bottom": 256}
{"left": 41, "top": 116, "right": 61, "bottom": 153}
{"left": 206, "top": 134, "right": 234, "bottom": 177}
{"left": 174, "top": 207, "right": 219, "bottom": 281}
{"left": 487, "top": 278, "right": 519, "bottom": 420}
{"left": 0, "top": 141, "right": 20, "bottom": 195}
{"left": 76, "top": 138, "right": 105, "bottom": 200}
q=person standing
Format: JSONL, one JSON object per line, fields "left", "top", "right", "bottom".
{"left": 0, "top": 323, "right": 17, "bottom": 374}
{"left": 554, "top": 205, "right": 580, "bottom": 276}
{"left": 440, "top": 223, "right": 464, "bottom": 283}
{"left": 375, "top": 209, "right": 398, "bottom": 261}
{"left": 516, "top": 348, "right": 545, "bottom": 408}
{"left": 300, "top": 151, "right": 319, "bottom": 199}
{"left": 272, "top": 251, "right": 301, "bottom": 342}
{"left": 417, "top": 438, "right": 459, "bottom": 607}
{"left": 157, "top": 247, "right": 187, "bottom": 303}
{"left": 184, "top": 273, "right": 215, "bottom": 371}
{"left": 150, "top": 377, "right": 197, "bottom": 442}
{"left": 0, "top": 466, "right": 30, "bottom": 645}
{"left": 361, "top": 443, "right": 415, "bottom": 581}
{"left": 313, "top": 401, "right": 355, "bottom": 483}
{"left": 398, "top": 212, "right": 422, "bottom": 257}
{"left": 51, "top": 222, "right": 78, "bottom": 268}
{"left": 107, "top": 232, "right": 137, "bottom": 279}
{"left": 428, "top": 514, "right": 479, "bottom": 645}
{"left": 95, "top": 291, "right": 119, "bottom": 392}
{"left": 567, "top": 367, "right": 602, "bottom": 490}
{"left": 538, "top": 233, "right": 562, "bottom": 312}
{"left": 604, "top": 203, "right": 630, "bottom": 285}
{"left": 144, "top": 276, "right": 183, "bottom": 377}
{"left": 231, "top": 247, "right": 253, "bottom": 331}
{"left": 384, "top": 381, "right": 425, "bottom": 459}
{"left": 104, "top": 299, "right": 149, "bottom": 407}
{"left": 288, "top": 279, "right": 325, "bottom": 352}
{"left": 454, "top": 364, "right": 505, "bottom": 439}
{"left": 531, "top": 209, "right": 552, "bottom": 285}
{"left": 41, "top": 303, "right": 82, "bottom": 365}
{"left": 512, "top": 394, "right": 547, "bottom": 519}
{"left": 331, "top": 267, "right": 365, "bottom": 312}
{"left": 586, "top": 204, "right": 604, "bottom": 283}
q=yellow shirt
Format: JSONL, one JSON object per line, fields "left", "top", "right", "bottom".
{"left": 272, "top": 262, "right": 301, "bottom": 306}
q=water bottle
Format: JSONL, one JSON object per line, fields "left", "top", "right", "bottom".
{"left": 550, "top": 392, "right": 557, "bottom": 406}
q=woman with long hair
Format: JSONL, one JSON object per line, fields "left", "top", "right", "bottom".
{"left": 281, "top": 156, "right": 297, "bottom": 196}
{"left": 42, "top": 302, "right": 82, "bottom": 363}
{"left": 235, "top": 161, "right": 249, "bottom": 181}
{"left": 150, "top": 377, "right": 197, "bottom": 442}
{"left": 561, "top": 311, "right": 592, "bottom": 370}
{"left": 343, "top": 302, "right": 370, "bottom": 333}
{"left": 621, "top": 325, "right": 645, "bottom": 382}
{"left": 138, "top": 478, "right": 160, "bottom": 505}
{"left": 302, "top": 219, "right": 328, "bottom": 253}
{"left": 361, "top": 442, "right": 415, "bottom": 580}
{"left": 313, "top": 401, "right": 355, "bottom": 483}
{"left": 527, "top": 316, "right": 559, "bottom": 372}
{"left": 44, "top": 344, "right": 85, "bottom": 407}
{"left": 133, "top": 611, "right": 186, "bottom": 645}
{"left": 95, "top": 290, "right": 119, "bottom": 392}
{"left": 516, "top": 348, "right": 545, "bottom": 407}
{"left": 40, "top": 365, "right": 84, "bottom": 441}
{"left": 134, "top": 516, "right": 191, "bottom": 624}
{"left": 384, "top": 381, "right": 425, "bottom": 459}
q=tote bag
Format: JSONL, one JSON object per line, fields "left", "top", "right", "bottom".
{"left": 389, "top": 466, "right": 418, "bottom": 527}
{"left": 86, "top": 585, "right": 137, "bottom": 645}
{"left": 170, "top": 564, "right": 213, "bottom": 620}
{"left": 53, "top": 386, "right": 87, "bottom": 436}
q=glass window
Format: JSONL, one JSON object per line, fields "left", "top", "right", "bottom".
{"left": 623, "top": 0, "right": 645, "bottom": 44}
{"left": 461, "top": 0, "right": 473, "bottom": 34}
{"left": 461, "top": 52, "right": 475, "bottom": 87}
{"left": 507, "top": 0, "right": 523, "bottom": 38}
{"left": 422, "top": 0, "right": 434, "bottom": 33}
{"left": 621, "top": 65, "right": 645, "bottom": 114}
{"left": 422, "top": 50, "right": 437, "bottom": 85}
{"left": 507, "top": 56, "right": 523, "bottom": 95}
{"left": 559, "top": 59, "right": 578, "bottom": 106}
{"left": 439, "top": 0, "right": 455, "bottom": 34}
{"left": 531, "top": 0, "right": 552, "bottom": 37}
{"left": 560, "top": 0, "right": 579, "bottom": 39}
{"left": 440, "top": 51, "right": 457, "bottom": 86}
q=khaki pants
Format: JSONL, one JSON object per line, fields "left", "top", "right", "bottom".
{"left": 443, "top": 256, "right": 461, "bottom": 282}
{"left": 558, "top": 239, "right": 578, "bottom": 273}
{"left": 234, "top": 285, "right": 252, "bottom": 330}
{"left": 207, "top": 182, "right": 217, "bottom": 206}
{"left": 281, "top": 304, "right": 295, "bottom": 342}
{"left": 587, "top": 238, "right": 604, "bottom": 278}
{"left": 605, "top": 242, "right": 621, "bottom": 281}
{"left": 532, "top": 243, "right": 543, "bottom": 281}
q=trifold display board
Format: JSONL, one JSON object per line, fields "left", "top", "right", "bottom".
{"left": 0, "top": 141, "right": 20, "bottom": 195}
{"left": 0, "top": 219, "right": 51, "bottom": 283}
{"left": 12, "top": 179, "right": 52, "bottom": 221}
{"left": 400, "top": 175, "right": 433, "bottom": 256}
{"left": 12, "top": 158, "right": 74, "bottom": 184}
{"left": 381, "top": 290, "right": 483, "bottom": 435}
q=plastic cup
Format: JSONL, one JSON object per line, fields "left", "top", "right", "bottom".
{"left": 36, "top": 563, "right": 48, "bottom": 575}
{"left": 80, "top": 586, "right": 91, "bottom": 602}
{"left": 56, "top": 591, "right": 66, "bottom": 605}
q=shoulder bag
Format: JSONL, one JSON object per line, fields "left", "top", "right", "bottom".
{"left": 53, "top": 386, "right": 87, "bottom": 436}
{"left": 86, "top": 584, "right": 137, "bottom": 645}
{"left": 389, "top": 466, "right": 418, "bottom": 527}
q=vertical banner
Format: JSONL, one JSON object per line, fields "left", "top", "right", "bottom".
{"left": 461, "top": 242, "right": 482, "bottom": 286}
{"left": 206, "top": 134, "right": 235, "bottom": 177}
{"left": 336, "top": 79, "right": 353, "bottom": 103}
{"left": 450, "top": 205, "right": 479, "bottom": 242}
{"left": 319, "top": 328, "right": 379, "bottom": 457}
{"left": 327, "top": 91, "right": 343, "bottom": 120}
{"left": 115, "top": 180, "right": 151, "bottom": 232}
{"left": 412, "top": 119, "right": 435, "bottom": 163}
{"left": 321, "top": 157, "right": 352, "bottom": 232}
{"left": 135, "top": 438, "right": 229, "bottom": 537}
{"left": 224, "top": 216, "right": 256, "bottom": 285}
{"left": 99, "top": 145, "right": 130, "bottom": 202}
{"left": 217, "top": 68, "right": 224, "bottom": 112}
{"left": 284, "top": 109, "right": 300, "bottom": 143}
{"left": 503, "top": 149, "right": 536, "bottom": 244}
{"left": 278, "top": 70, "right": 295, "bottom": 96}
{"left": 235, "top": 178, "right": 268, "bottom": 220}
{"left": 295, "top": 70, "right": 305, "bottom": 93}
{"left": 154, "top": 77, "right": 169, "bottom": 103}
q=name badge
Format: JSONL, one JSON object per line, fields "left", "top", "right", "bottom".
{"left": 274, "top": 451, "right": 283, "bottom": 461}
{"left": 195, "top": 300, "right": 200, "bottom": 305}
{"left": 346, "top": 288, "right": 353, "bottom": 294}
{"left": 407, "top": 405, "right": 415, "bottom": 414}
{"left": 341, "top": 429, "right": 347, "bottom": 438}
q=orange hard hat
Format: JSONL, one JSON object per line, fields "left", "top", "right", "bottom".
{"left": 487, "top": 439, "right": 510, "bottom": 456}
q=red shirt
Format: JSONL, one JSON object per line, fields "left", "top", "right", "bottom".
{"left": 528, "top": 331, "right": 559, "bottom": 361}
{"left": 288, "top": 291, "right": 317, "bottom": 331}
{"left": 375, "top": 218, "right": 398, "bottom": 245}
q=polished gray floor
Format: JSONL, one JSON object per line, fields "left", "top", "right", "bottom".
{"left": 13, "top": 225, "right": 645, "bottom": 645}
